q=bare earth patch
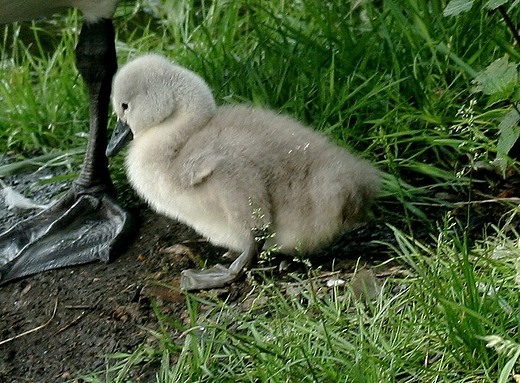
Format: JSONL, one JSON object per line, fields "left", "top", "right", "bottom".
{"left": 0, "top": 210, "right": 196, "bottom": 381}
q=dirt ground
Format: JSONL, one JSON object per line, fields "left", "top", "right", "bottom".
{"left": 0, "top": 163, "right": 396, "bottom": 382}
{"left": 0, "top": 208, "right": 200, "bottom": 382}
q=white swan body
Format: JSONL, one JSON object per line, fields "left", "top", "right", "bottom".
{"left": 0, "top": 0, "right": 118, "bottom": 24}
{"left": 108, "top": 54, "right": 380, "bottom": 289}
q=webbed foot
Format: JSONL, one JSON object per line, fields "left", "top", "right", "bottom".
{"left": 0, "top": 18, "right": 134, "bottom": 285}
{"left": 180, "top": 235, "right": 264, "bottom": 291}
{"left": 0, "top": 184, "right": 133, "bottom": 285}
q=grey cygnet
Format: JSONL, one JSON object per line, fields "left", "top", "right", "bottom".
{"left": 107, "top": 53, "right": 380, "bottom": 291}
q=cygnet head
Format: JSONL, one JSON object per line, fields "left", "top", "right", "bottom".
{"left": 107, "top": 54, "right": 217, "bottom": 157}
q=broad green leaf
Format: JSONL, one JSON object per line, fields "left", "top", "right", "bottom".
{"left": 443, "top": 0, "right": 474, "bottom": 16}
{"left": 485, "top": 0, "right": 509, "bottom": 9}
{"left": 496, "top": 108, "right": 520, "bottom": 171}
{"left": 472, "top": 57, "right": 518, "bottom": 106}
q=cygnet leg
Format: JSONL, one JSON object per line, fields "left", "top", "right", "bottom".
{"left": 180, "top": 234, "right": 265, "bottom": 291}
{"left": 0, "top": 19, "right": 133, "bottom": 285}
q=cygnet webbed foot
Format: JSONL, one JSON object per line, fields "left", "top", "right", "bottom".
{"left": 180, "top": 234, "right": 265, "bottom": 291}
{"left": 0, "top": 184, "right": 133, "bottom": 285}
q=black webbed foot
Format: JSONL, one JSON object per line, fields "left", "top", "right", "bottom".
{"left": 0, "top": 18, "right": 134, "bottom": 285}
{"left": 0, "top": 184, "right": 133, "bottom": 285}
{"left": 180, "top": 231, "right": 265, "bottom": 291}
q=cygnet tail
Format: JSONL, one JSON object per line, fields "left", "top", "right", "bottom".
{"left": 341, "top": 166, "right": 380, "bottom": 229}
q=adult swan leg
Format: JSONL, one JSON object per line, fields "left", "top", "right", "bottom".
{"left": 0, "top": 19, "right": 133, "bottom": 284}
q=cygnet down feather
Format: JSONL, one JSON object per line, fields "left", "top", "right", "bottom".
{"left": 106, "top": 53, "right": 380, "bottom": 290}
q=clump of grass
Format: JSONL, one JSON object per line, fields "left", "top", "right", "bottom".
{"left": 390, "top": 212, "right": 520, "bottom": 379}
{"left": 1, "top": 0, "right": 516, "bottom": 213}
{"left": 112, "top": 0, "right": 519, "bottom": 224}
{"left": 0, "top": 12, "right": 89, "bottom": 156}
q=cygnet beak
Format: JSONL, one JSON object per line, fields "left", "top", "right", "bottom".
{"left": 106, "top": 119, "right": 134, "bottom": 157}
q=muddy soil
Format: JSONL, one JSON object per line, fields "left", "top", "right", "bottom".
{"left": 0, "top": 213, "right": 394, "bottom": 382}
{"left": 0, "top": 205, "right": 235, "bottom": 382}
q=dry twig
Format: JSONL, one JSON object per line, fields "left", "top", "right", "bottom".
{"left": 0, "top": 298, "right": 58, "bottom": 346}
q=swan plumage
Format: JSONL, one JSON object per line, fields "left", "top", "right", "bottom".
{"left": 107, "top": 53, "right": 380, "bottom": 290}
{"left": 0, "top": 0, "right": 118, "bottom": 24}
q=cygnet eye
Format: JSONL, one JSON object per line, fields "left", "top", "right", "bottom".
{"left": 121, "top": 102, "right": 129, "bottom": 111}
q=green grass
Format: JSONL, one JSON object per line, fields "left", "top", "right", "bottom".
{"left": 1, "top": 0, "right": 520, "bottom": 381}
{"left": 0, "top": 12, "right": 89, "bottom": 154}
{"left": 79, "top": 215, "right": 520, "bottom": 383}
